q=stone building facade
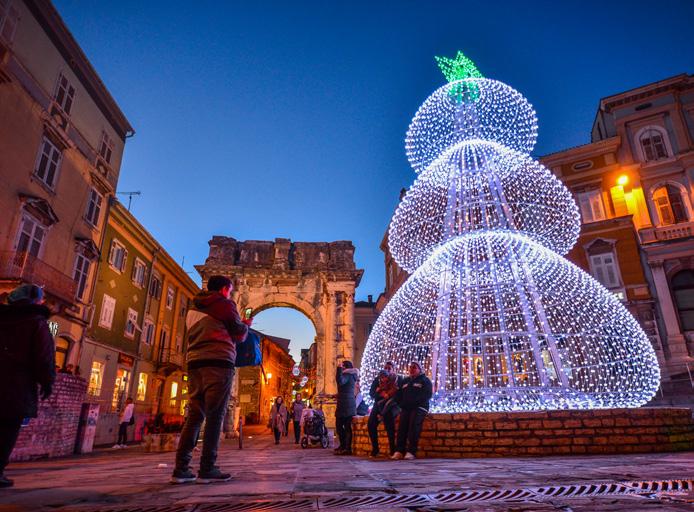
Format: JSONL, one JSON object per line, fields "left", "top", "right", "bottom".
{"left": 237, "top": 332, "right": 295, "bottom": 425}
{"left": 81, "top": 200, "right": 199, "bottom": 445}
{"left": 354, "top": 295, "right": 377, "bottom": 366}
{"left": 540, "top": 73, "right": 694, "bottom": 384}
{"left": 195, "top": 236, "right": 363, "bottom": 424}
{"left": 0, "top": 0, "right": 133, "bottom": 370}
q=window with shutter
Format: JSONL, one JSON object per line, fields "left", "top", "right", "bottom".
{"left": 124, "top": 308, "right": 138, "bottom": 338}
{"left": 640, "top": 128, "right": 669, "bottom": 162}
{"left": 108, "top": 239, "right": 128, "bottom": 273}
{"left": 576, "top": 190, "right": 606, "bottom": 223}
{"left": 653, "top": 185, "right": 689, "bottom": 226}
{"left": 73, "top": 254, "right": 91, "bottom": 301}
{"left": 16, "top": 214, "right": 47, "bottom": 257}
{"left": 98, "top": 294, "right": 116, "bottom": 329}
{"left": 34, "top": 137, "right": 62, "bottom": 189}
{"left": 54, "top": 73, "right": 76, "bottom": 115}
{"left": 589, "top": 254, "right": 620, "bottom": 288}
{"left": 84, "top": 188, "right": 103, "bottom": 227}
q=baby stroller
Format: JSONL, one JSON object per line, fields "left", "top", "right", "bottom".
{"left": 300, "top": 413, "right": 329, "bottom": 449}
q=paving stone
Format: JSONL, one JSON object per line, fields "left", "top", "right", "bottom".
{"left": 0, "top": 425, "right": 692, "bottom": 511}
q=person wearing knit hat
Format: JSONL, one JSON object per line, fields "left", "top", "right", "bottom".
{"left": 391, "top": 361, "right": 432, "bottom": 460}
{"left": 0, "top": 283, "right": 55, "bottom": 487}
{"left": 7, "top": 284, "right": 44, "bottom": 305}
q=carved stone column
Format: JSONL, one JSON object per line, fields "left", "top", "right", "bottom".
{"left": 344, "top": 291, "right": 356, "bottom": 364}
{"left": 649, "top": 260, "right": 689, "bottom": 370}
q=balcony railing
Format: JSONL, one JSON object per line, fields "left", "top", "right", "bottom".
{"left": 158, "top": 348, "right": 184, "bottom": 368}
{"left": 639, "top": 221, "right": 694, "bottom": 244}
{"left": 0, "top": 251, "right": 76, "bottom": 303}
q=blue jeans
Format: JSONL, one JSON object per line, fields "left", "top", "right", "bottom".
{"left": 175, "top": 366, "right": 234, "bottom": 471}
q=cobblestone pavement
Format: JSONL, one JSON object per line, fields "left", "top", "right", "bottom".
{"left": 0, "top": 426, "right": 693, "bottom": 511}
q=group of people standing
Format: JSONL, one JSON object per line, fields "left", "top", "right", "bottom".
{"left": 268, "top": 393, "right": 321, "bottom": 444}
{"left": 334, "top": 359, "right": 433, "bottom": 460}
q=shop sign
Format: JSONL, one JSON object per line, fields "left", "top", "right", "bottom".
{"left": 292, "top": 364, "right": 300, "bottom": 377}
{"left": 118, "top": 353, "right": 135, "bottom": 367}
{"left": 48, "top": 321, "right": 59, "bottom": 337}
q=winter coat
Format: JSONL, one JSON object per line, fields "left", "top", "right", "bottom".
{"left": 335, "top": 367, "right": 359, "bottom": 418}
{"left": 0, "top": 303, "right": 56, "bottom": 419}
{"left": 290, "top": 400, "right": 305, "bottom": 421}
{"left": 396, "top": 373, "right": 433, "bottom": 411}
{"left": 185, "top": 291, "right": 248, "bottom": 368}
{"left": 270, "top": 403, "right": 288, "bottom": 431}
{"left": 369, "top": 373, "right": 403, "bottom": 401}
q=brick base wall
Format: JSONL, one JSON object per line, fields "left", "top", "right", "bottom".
{"left": 352, "top": 408, "right": 694, "bottom": 458}
{"left": 10, "top": 374, "right": 87, "bottom": 461}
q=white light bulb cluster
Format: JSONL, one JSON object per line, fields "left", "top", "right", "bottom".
{"left": 363, "top": 71, "right": 660, "bottom": 412}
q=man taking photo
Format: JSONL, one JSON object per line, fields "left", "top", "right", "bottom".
{"left": 172, "top": 275, "right": 250, "bottom": 484}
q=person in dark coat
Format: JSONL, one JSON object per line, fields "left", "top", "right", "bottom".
{"left": 0, "top": 284, "right": 55, "bottom": 487}
{"left": 392, "top": 361, "right": 432, "bottom": 460}
{"left": 334, "top": 360, "right": 359, "bottom": 455}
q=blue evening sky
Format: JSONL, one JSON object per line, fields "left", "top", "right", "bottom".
{"left": 54, "top": 0, "right": 692, "bottom": 361}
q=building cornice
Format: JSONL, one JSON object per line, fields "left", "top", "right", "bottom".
{"left": 25, "top": 0, "right": 134, "bottom": 140}
{"left": 540, "top": 136, "right": 621, "bottom": 167}
{"left": 599, "top": 74, "right": 693, "bottom": 113}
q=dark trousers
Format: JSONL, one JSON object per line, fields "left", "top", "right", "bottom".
{"left": 0, "top": 417, "right": 23, "bottom": 474}
{"left": 175, "top": 366, "right": 234, "bottom": 472}
{"left": 293, "top": 419, "right": 301, "bottom": 443}
{"left": 367, "top": 408, "right": 397, "bottom": 455}
{"left": 395, "top": 408, "right": 427, "bottom": 456}
{"left": 117, "top": 422, "right": 128, "bottom": 445}
{"left": 273, "top": 427, "right": 282, "bottom": 444}
{"left": 335, "top": 416, "right": 353, "bottom": 452}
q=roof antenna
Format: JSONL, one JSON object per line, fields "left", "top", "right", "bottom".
{"left": 116, "top": 191, "right": 141, "bottom": 211}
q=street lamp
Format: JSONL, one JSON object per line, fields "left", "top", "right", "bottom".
{"left": 617, "top": 174, "right": 629, "bottom": 187}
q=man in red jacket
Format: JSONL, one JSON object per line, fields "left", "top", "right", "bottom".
{"left": 172, "top": 275, "right": 250, "bottom": 484}
{"left": 0, "top": 284, "right": 55, "bottom": 488}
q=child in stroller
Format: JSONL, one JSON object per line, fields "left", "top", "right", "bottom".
{"left": 300, "top": 405, "right": 329, "bottom": 448}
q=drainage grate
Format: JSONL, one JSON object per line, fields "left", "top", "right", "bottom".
{"left": 320, "top": 493, "right": 430, "bottom": 508}
{"left": 70, "top": 478, "right": 694, "bottom": 512}
{"left": 199, "top": 499, "right": 315, "bottom": 511}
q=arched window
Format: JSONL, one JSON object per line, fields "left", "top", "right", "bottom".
{"left": 55, "top": 336, "right": 70, "bottom": 369}
{"left": 653, "top": 185, "right": 688, "bottom": 225}
{"left": 672, "top": 270, "right": 694, "bottom": 331}
{"left": 639, "top": 128, "right": 669, "bottom": 162}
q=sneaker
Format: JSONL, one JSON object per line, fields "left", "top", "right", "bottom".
{"left": 170, "top": 468, "right": 197, "bottom": 484}
{"left": 112, "top": 444, "right": 121, "bottom": 449}
{"left": 0, "top": 474, "right": 14, "bottom": 488}
{"left": 391, "top": 452, "right": 403, "bottom": 460}
{"left": 120, "top": 444, "right": 128, "bottom": 448}
{"left": 404, "top": 452, "right": 416, "bottom": 460}
{"left": 369, "top": 450, "right": 380, "bottom": 458}
{"left": 197, "top": 467, "right": 232, "bottom": 484}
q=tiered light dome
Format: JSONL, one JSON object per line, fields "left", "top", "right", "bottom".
{"left": 361, "top": 52, "right": 660, "bottom": 412}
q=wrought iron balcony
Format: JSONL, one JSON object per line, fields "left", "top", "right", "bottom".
{"left": 639, "top": 221, "right": 694, "bottom": 244}
{"left": 0, "top": 251, "right": 76, "bottom": 303}
{"left": 157, "top": 348, "right": 184, "bottom": 371}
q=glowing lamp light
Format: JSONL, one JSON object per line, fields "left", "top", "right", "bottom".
{"left": 617, "top": 175, "right": 629, "bottom": 186}
{"left": 266, "top": 372, "right": 272, "bottom": 380}
{"left": 361, "top": 52, "right": 660, "bottom": 413}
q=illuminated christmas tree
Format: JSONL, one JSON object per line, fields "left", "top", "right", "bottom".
{"left": 361, "top": 52, "right": 660, "bottom": 412}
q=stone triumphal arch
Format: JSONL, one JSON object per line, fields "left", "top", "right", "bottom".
{"left": 195, "top": 236, "right": 363, "bottom": 416}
